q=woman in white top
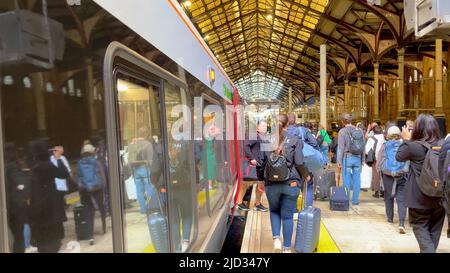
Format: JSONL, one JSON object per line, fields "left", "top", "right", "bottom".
{"left": 364, "top": 125, "right": 385, "bottom": 197}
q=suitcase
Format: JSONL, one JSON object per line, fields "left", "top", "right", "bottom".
{"left": 147, "top": 211, "right": 169, "bottom": 253}
{"left": 294, "top": 179, "right": 321, "bottom": 253}
{"left": 314, "top": 169, "right": 336, "bottom": 200}
{"left": 147, "top": 192, "right": 169, "bottom": 253}
{"left": 73, "top": 204, "right": 92, "bottom": 240}
{"left": 329, "top": 171, "right": 349, "bottom": 211}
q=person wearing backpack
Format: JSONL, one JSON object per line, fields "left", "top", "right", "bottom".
{"left": 337, "top": 113, "right": 365, "bottom": 206}
{"left": 286, "top": 114, "right": 319, "bottom": 150}
{"left": 377, "top": 126, "right": 408, "bottom": 233}
{"left": 261, "top": 114, "right": 311, "bottom": 253}
{"left": 439, "top": 134, "right": 450, "bottom": 238}
{"left": 316, "top": 124, "right": 332, "bottom": 167}
{"left": 76, "top": 142, "right": 107, "bottom": 245}
{"left": 395, "top": 114, "right": 445, "bottom": 253}
{"left": 365, "top": 125, "right": 385, "bottom": 197}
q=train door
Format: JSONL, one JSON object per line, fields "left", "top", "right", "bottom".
{"left": 103, "top": 42, "right": 196, "bottom": 253}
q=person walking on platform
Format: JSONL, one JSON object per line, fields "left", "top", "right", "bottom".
{"left": 261, "top": 114, "right": 311, "bottom": 253}
{"left": 337, "top": 113, "right": 365, "bottom": 206}
{"left": 395, "top": 114, "right": 445, "bottom": 253}
{"left": 236, "top": 120, "right": 269, "bottom": 212}
{"left": 286, "top": 113, "right": 319, "bottom": 150}
{"left": 76, "top": 142, "right": 107, "bottom": 245}
{"left": 316, "top": 124, "right": 331, "bottom": 167}
{"left": 377, "top": 126, "right": 407, "bottom": 233}
{"left": 366, "top": 125, "right": 385, "bottom": 198}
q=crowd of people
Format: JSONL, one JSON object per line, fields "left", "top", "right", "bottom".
{"left": 239, "top": 111, "right": 450, "bottom": 253}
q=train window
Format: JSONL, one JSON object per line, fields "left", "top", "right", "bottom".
{"left": 116, "top": 73, "right": 169, "bottom": 253}
{"left": 164, "top": 81, "right": 195, "bottom": 252}
{"left": 0, "top": 7, "right": 113, "bottom": 252}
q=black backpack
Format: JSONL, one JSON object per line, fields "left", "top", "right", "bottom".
{"left": 417, "top": 141, "right": 444, "bottom": 197}
{"left": 365, "top": 137, "right": 378, "bottom": 166}
{"left": 265, "top": 140, "right": 290, "bottom": 182}
{"left": 347, "top": 127, "right": 365, "bottom": 155}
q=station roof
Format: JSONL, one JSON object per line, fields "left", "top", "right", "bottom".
{"left": 178, "top": 0, "right": 407, "bottom": 104}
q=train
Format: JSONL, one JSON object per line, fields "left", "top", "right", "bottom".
{"left": 0, "top": 0, "right": 246, "bottom": 253}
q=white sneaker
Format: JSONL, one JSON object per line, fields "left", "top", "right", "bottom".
{"left": 181, "top": 240, "right": 190, "bottom": 252}
{"left": 282, "top": 248, "right": 292, "bottom": 253}
{"left": 25, "top": 246, "right": 38, "bottom": 253}
{"left": 273, "top": 238, "right": 282, "bottom": 252}
{"left": 293, "top": 212, "right": 299, "bottom": 221}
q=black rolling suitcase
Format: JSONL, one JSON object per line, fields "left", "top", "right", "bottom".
{"left": 314, "top": 169, "right": 336, "bottom": 200}
{"left": 73, "top": 204, "right": 92, "bottom": 240}
{"left": 329, "top": 170, "right": 349, "bottom": 211}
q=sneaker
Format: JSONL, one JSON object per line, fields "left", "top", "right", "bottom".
{"left": 380, "top": 191, "right": 385, "bottom": 198}
{"left": 399, "top": 226, "right": 406, "bottom": 234}
{"left": 237, "top": 203, "right": 250, "bottom": 211}
{"left": 282, "top": 247, "right": 291, "bottom": 253}
{"left": 293, "top": 212, "right": 299, "bottom": 221}
{"left": 273, "top": 238, "right": 282, "bottom": 252}
{"left": 388, "top": 219, "right": 394, "bottom": 224}
{"left": 181, "top": 240, "right": 190, "bottom": 252}
{"left": 25, "top": 246, "right": 38, "bottom": 253}
{"left": 372, "top": 191, "right": 380, "bottom": 198}
{"left": 254, "top": 204, "right": 269, "bottom": 212}
{"left": 89, "top": 239, "right": 95, "bottom": 246}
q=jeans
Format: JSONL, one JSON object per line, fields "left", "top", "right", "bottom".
{"left": 265, "top": 183, "right": 300, "bottom": 248}
{"left": 341, "top": 155, "right": 362, "bottom": 205}
{"left": 382, "top": 174, "right": 406, "bottom": 225}
{"left": 409, "top": 206, "right": 445, "bottom": 253}
{"left": 24, "top": 224, "right": 31, "bottom": 249}
{"left": 320, "top": 143, "right": 329, "bottom": 165}
{"left": 133, "top": 165, "right": 154, "bottom": 214}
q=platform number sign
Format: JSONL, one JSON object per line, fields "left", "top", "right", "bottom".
{"left": 67, "top": 0, "right": 81, "bottom": 6}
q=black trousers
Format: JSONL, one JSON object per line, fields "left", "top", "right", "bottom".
{"left": 8, "top": 215, "right": 25, "bottom": 253}
{"left": 409, "top": 206, "right": 446, "bottom": 253}
{"left": 80, "top": 189, "right": 107, "bottom": 238}
{"left": 37, "top": 239, "right": 61, "bottom": 253}
{"left": 382, "top": 174, "right": 407, "bottom": 225}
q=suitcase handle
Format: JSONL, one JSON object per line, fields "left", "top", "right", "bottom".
{"left": 302, "top": 176, "right": 309, "bottom": 210}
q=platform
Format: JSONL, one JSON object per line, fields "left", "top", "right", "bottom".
{"left": 241, "top": 175, "right": 450, "bottom": 253}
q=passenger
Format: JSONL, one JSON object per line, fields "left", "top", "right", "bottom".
{"left": 4, "top": 143, "right": 31, "bottom": 253}
{"left": 28, "top": 140, "right": 70, "bottom": 253}
{"left": 365, "top": 125, "right": 385, "bottom": 198}
{"left": 316, "top": 124, "right": 332, "bottom": 167}
{"left": 406, "top": 120, "right": 415, "bottom": 134}
{"left": 365, "top": 122, "right": 379, "bottom": 139}
{"left": 285, "top": 113, "right": 319, "bottom": 150}
{"left": 439, "top": 133, "right": 450, "bottom": 238}
{"left": 337, "top": 113, "right": 365, "bottom": 206}
{"left": 126, "top": 127, "right": 155, "bottom": 214}
{"left": 236, "top": 120, "right": 269, "bottom": 212}
{"left": 261, "top": 114, "right": 311, "bottom": 253}
{"left": 395, "top": 114, "right": 445, "bottom": 253}
{"left": 90, "top": 135, "right": 110, "bottom": 216}
{"left": 303, "top": 121, "right": 319, "bottom": 150}
{"left": 76, "top": 142, "right": 107, "bottom": 245}
{"left": 151, "top": 142, "right": 194, "bottom": 252}
{"left": 377, "top": 126, "right": 407, "bottom": 233}
{"left": 330, "top": 133, "right": 338, "bottom": 164}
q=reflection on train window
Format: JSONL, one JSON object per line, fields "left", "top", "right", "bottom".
{"left": 202, "top": 99, "right": 228, "bottom": 213}
{"left": 164, "top": 81, "right": 195, "bottom": 252}
{"left": 117, "top": 74, "right": 168, "bottom": 253}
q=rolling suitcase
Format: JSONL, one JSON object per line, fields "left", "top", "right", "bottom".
{"left": 146, "top": 192, "right": 169, "bottom": 253}
{"left": 314, "top": 169, "right": 336, "bottom": 200}
{"left": 294, "top": 179, "right": 321, "bottom": 253}
{"left": 73, "top": 204, "right": 92, "bottom": 240}
{"left": 329, "top": 170, "right": 349, "bottom": 211}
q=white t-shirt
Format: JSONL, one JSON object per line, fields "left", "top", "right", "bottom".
{"left": 365, "top": 134, "right": 385, "bottom": 156}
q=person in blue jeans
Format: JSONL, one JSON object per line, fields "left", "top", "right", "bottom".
{"left": 262, "top": 114, "right": 311, "bottom": 253}
{"left": 337, "top": 113, "right": 364, "bottom": 206}
{"left": 127, "top": 127, "right": 155, "bottom": 214}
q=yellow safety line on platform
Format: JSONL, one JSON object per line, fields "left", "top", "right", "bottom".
{"left": 66, "top": 196, "right": 80, "bottom": 205}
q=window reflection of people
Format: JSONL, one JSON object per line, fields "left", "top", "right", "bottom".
{"left": 5, "top": 143, "right": 32, "bottom": 253}
{"left": 28, "top": 140, "right": 70, "bottom": 253}
{"left": 126, "top": 127, "right": 155, "bottom": 214}
{"left": 151, "top": 142, "right": 194, "bottom": 252}
{"left": 76, "top": 141, "right": 107, "bottom": 245}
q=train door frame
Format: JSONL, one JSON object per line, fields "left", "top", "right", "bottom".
{"left": 0, "top": 82, "right": 9, "bottom": 252}
{"left": 103, "top": 42, "right": 198, "bottom": 252}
